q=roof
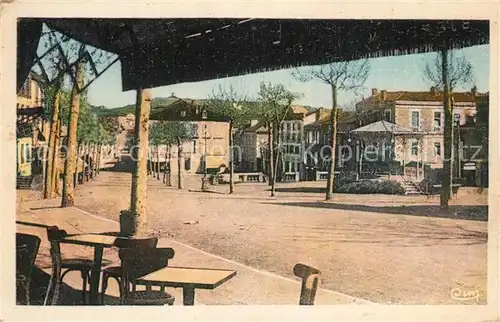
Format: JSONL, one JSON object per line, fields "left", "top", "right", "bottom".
{"left": 149, "top": 96, "right": 229, "bottom": 122}
{"left": 359, "top": 90, "right": 483, "bottom": 104}
{"left": 351, "top": 120, "right": 412, "bottom": 134}
{"left": 20, "top": 19, "right": 489, "bottom": 92}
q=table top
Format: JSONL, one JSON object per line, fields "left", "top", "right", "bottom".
{"left": 136, "top": 266, "right": 237, "bottom": 290}
{"left": 60, "top": 233, "right": 122, "bottom": 248}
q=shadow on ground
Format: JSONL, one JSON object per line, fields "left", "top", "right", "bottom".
{"left": 17, "top": 266, "right": 121, "bottom": 306}
{"left": 267, "top": 201, "right": 488, "bottom": 221}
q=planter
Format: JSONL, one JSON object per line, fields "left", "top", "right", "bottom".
{"left": 119, "top": 210, "right": 138, "bottom": 237}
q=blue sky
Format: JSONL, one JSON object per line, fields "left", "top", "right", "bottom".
{"left": 85, "top": 44, "right": 489, "bottom": 110}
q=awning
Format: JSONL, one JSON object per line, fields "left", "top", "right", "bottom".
{"left": 18, "top": 19, "right": 488, "bottom": 91}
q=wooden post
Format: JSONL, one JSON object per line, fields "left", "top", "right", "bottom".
{"left": 125, "top": 88, "right": 151, "bottom": 236}
{"left": 61, "top": 59, "right": 84, "bottom": 208}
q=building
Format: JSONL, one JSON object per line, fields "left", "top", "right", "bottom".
{"left": 16, "top": 71, "right": 48, "bottom": 188}
{"left": 355, "top": 87, "right": 483, "bottom": 181}
{"left": 149, "top": 97, "right": 230, "bottom": 175}
{"left": 236, "top": 105, "right": 317, "bottom": 181}
{"left": 303, "top": 109, "right": 359, "bottom": 180}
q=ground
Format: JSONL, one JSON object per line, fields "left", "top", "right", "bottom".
{"left": 22, "top": 155, "right": 486, "bottom": 305}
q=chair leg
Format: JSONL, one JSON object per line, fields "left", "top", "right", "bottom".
{"left": 81, "top": 270, "right": 88, "bottom": 305}
{"left": 101, "top": 272, "right": 109, "bottom": 305}
{"left": 43, "top": 274, "right": 55, "bottom": 306}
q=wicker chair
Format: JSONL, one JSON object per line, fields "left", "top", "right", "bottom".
{"left": 16, "top": 233, "right": 41, "bottom": 305}
{"left": 44, "top": 226, "right": 94, "bottom": 305}
{"left": 100, "top": 236, "right": 158, "bottom": 304}
{"left": 119, "top": 247, "right": 175, "bottom": 305}
{"left": 293, "top": 263, "right": 320, "bottom": 305}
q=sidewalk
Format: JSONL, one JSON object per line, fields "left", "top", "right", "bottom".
{"left": 16, "top": 203, "right": 372, "bottom": 305}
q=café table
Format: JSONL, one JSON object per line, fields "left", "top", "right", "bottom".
{"left": 60, "top": 233, "right": 125, "bottom": 305}
{"left": 135, "top": 266, "right": 237, "bottom": 305}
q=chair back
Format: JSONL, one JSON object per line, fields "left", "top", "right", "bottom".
{"left": 44, "top": 226, "right": 67, "bottom": 305}
{"left": 113, "top": 236, "right": 158, "bottom": 249}
{"left": 16, "top": 233, "right": 41, "bottom": 280}
{"left": 293, "top": 263, "right": 320, "bottom": 305}
{"left": 119, "top": 247, "right": 175, "bottom": 297}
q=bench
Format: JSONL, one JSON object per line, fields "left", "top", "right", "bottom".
{"left": 237, "top": 173, "right": 266, "bottom": 183}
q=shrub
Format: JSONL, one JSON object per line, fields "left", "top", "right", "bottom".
{"left": 334, "top": 179, "right": 405, "bottom": 195}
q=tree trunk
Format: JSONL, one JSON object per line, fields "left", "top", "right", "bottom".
{"left": 163, "top": 146, "right": 167, "bottom": 183}
{"left": 52, "top": 120, "right": 62, "bottom": 196}
{"left": 127, "top": 88, "right": 152, "bottom": 236}
{"left": 271, "top": 123, "right": 282, "bottom": 197}
{"left": 147, "top": 146, "right": 152, "bottom": 176}
{"left": 84, "top": 144, "right": 90, "bottom": 182}
{"left": 325, "top": 85, "right": 338, "bottom": 200}
{"left": 74, "top": 142, "right": 81, "bottom": 187}
{"left": 93, "top": 143, "right": 98, "bottom": 178}
{"left": 177, "top": 139, "right": 184, "bottom": 189}
{"left": 156, "top": 145, "right": 160, "bottom": 180}
{"left": 268, "top": 122, "right": 274, "bottom": 189}
{"left": 269, "top": 123, "right": 276, "bottom": 196}
{"left": 167, "top": 147, "right": 172, "bottom": 186}
{"left": 61, "top": 60, "right": 84, "bottom": 208}
{"left": 440, "top": 43, "right": 453, "bottom": 209}
{"left": 96, "top": 143, "right": 102, "bottom": 175}
{"left": 44, "top": 89, "right": 61, "bottom": 199}
{"left": 229, "top": 121, "right": 234, "bottom": 194}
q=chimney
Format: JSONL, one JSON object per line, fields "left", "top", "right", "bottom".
{"left": 380, "top": 90, "right": 387, "bottom": 101}
{"left": 471, "top": 86, "right": 477, "bottom": 97}
{"left": 372, "top": 88, "right": 378, "bottom": 96}
{"left": 430, "top": 86, "right": 437, "bottom": 95}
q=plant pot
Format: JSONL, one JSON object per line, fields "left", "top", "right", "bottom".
{"left": 119, "top": 210, "right": 137, "bottom": 237}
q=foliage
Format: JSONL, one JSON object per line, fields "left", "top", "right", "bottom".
{"left": 254, "top": 82, "right": 302, "bottom": 123}
{"left": 149, "top": 121, "right": 193, "bottom": 146}
{"left": 423, "top": 52, "right": 475, "bottom": 91}
{"left": 206, "top": 84, "right": 251, "bottom": 127}
{"left": 293, "top": 60, "right": 370, "bottom": 94}
{"left": 334, "top": 178, "right": 405, "bottom": 195}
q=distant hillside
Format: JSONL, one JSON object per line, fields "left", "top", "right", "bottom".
{"left": 98, "top": 97, "right": 179, "bottom": 117}
{"left": 99, "top": 97, "right": 321, "bottom": 117}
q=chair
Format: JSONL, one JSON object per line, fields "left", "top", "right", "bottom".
{"left": 101, "top": 236, "right": 158, "bottom": 304}
{"left": 16, "top": 233, "right": 41, "bottom": 305}
{"left": 293, "top": 263, "right": 320, "bottom": 305}
{"left": 119, "top": 247, "right": 175, "bottom": 305}
{"left": 44, "top": 226, "right": 94, "bottom": 305}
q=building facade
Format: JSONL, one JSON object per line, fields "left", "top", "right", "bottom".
{"left": 149, "top": 97, "right": 230, "bottom": 175}
{"left": 355, "top": 87, "right": 481, "bottom": 175}
{"left": 16, "top": 71, "right": 49, "bottom": 188}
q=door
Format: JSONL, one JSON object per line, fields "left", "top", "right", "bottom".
{"left": 17, "top": 138, "right": 32, "bottom": 177}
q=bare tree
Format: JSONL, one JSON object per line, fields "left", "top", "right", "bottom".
{"left": 294, "top": 59, "right": 370, "bottom": 200}
{"left": 255, "top": 82, "right": 301, "bottom": 197}
{"left": 207, "top": 84, "right": 250, "bottom": 194}
{"left": 423, "top": 50, "right": 474, "bottom": 208}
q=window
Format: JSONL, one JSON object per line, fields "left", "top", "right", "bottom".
{"left": 180, "top": 110, "right": 187, "bottom": 117}
{"left": 411, "top": 111, "right": 420, "bottom": 131}
{"left": 434, "top": 111, "right": 442, "bottom": 131}
{"left": 454, "top": 113, "right": 461, "bottom": 126}
{"left": 291, "top": 162, "right": 296, "bottom": 173}
{"left": 285, "top": 161, "right": 290, "bottom": 172}
{"left": 286, "top": 123, "right": 291, "bottom": 132}
{"left": 384, "top": 109, "right": 392, "bottom": 122}
{"left": 434, "top": 142, "right": 441, "bottom": 157}
{"left": 193, "top": 140, "right": 197, "bottom": 154}
{"left": 20, "top": 144, "right": 26, "bottom": 164}
{"left": 411, "top": 140, "right": 419, "bottom": 156}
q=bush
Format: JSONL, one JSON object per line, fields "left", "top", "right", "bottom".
{"left": 334, "top": 179, "right": 405, "bottom": 195}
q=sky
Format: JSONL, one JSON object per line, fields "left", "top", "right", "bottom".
{"left": 84, "top": 44, "right": 489, "bottom": 110}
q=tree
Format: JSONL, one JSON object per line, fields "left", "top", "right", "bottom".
{"left": 206, "top": 84, "right": 250, "bottom": 194}
{"left": 165, "top": 122, "right": 193, "bottom": 189}
{"left": 254, "top": 82, "right": 301, "bottom": 197}
{"left": 294, "top": 59, "right": 370, "bottom": 200}
{"left": 124, "top": 89, "right": 152, "bottom": 236}
{"left": 423, "top": 50, "right": 474, "bottom": 208}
